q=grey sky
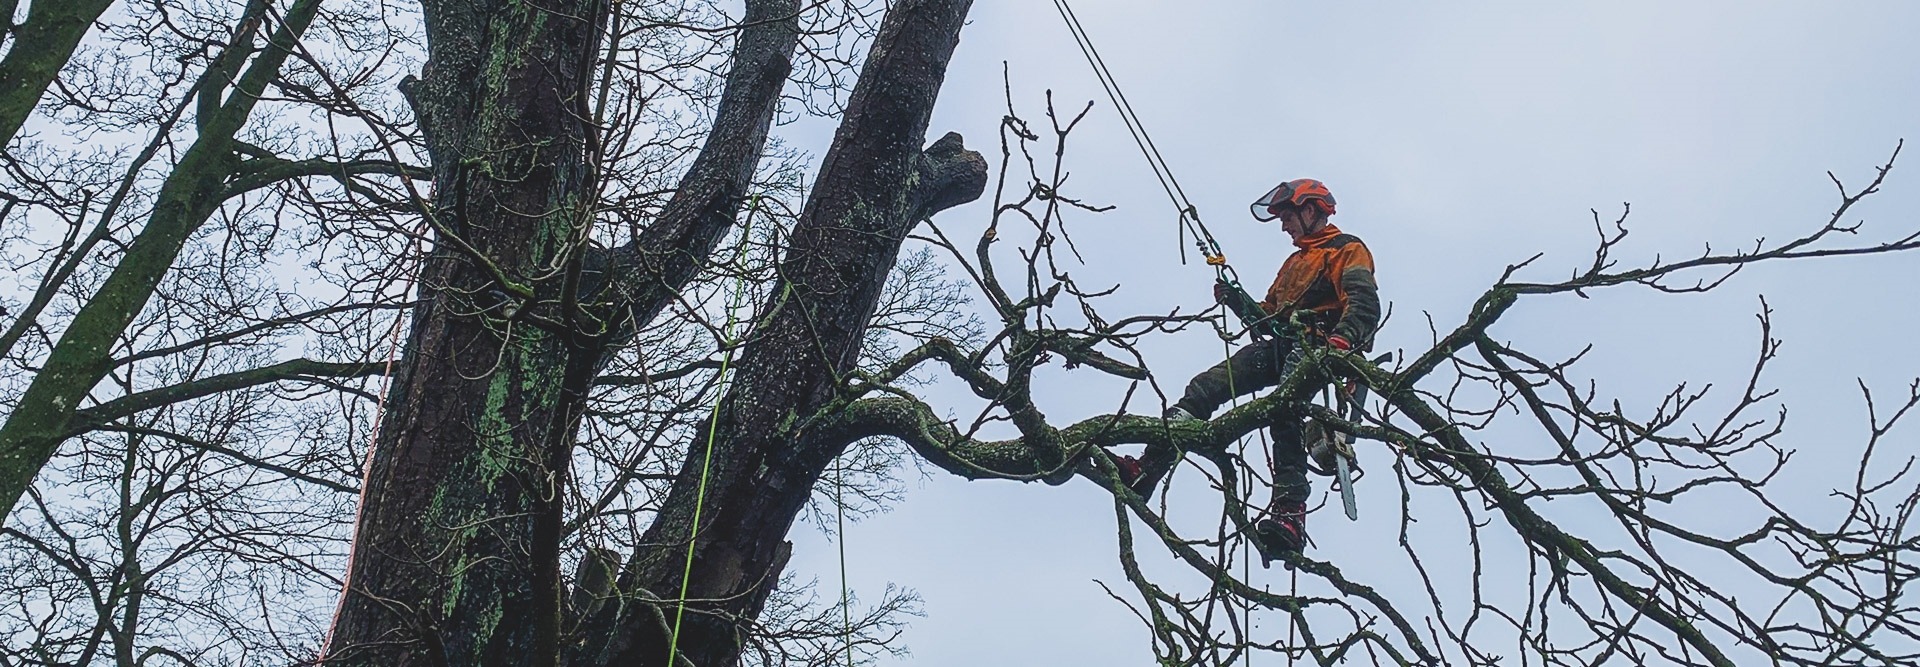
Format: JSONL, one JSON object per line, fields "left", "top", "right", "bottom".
{"left": 778, "top": 2, "right": 1920, "bottom": 665}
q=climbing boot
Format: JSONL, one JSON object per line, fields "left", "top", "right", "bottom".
{"left": 1254, "top": 501, "right": 1308, "bottom": 568}
{"left": 1113, "top": 454, "right": 1145, "bottom": 487}
{"left": 1105, "top": 408, "right": 1198, "bottom": 500}
{"left": 1112, "top": 452, "right": 1173, "bottom": 501}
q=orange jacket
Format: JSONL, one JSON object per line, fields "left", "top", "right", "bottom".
{"left": 1259, "top": 224, "right": 1381, "bottom": 346}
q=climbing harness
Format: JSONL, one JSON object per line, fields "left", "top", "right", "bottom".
{"left": 1050, "top": 4, "right": 1384, "bottom": 662}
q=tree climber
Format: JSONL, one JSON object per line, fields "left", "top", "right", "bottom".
{"left": 1117, "top": 178, "right": 1382, "bottom": 559}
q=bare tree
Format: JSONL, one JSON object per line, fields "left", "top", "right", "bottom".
{"left": 0, "top": 0, "right": 416, "bottom": 518}
{"left": 831, "top": 97, "right": 1920, "bottom": 666}
{"left": 4, "top": 2, "right": 1917, "bottom": 667}
{"left": 5, "top": 0, "right": 949, "bottom": 663}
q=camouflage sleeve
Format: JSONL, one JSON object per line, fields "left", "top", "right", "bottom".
{"left": 1335, "top": 267, "right": 1380, "bottom": 347}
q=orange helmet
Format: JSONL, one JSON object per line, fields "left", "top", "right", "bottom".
{"left": 1251, "top": 178, "right": 1336, "bottom": 221}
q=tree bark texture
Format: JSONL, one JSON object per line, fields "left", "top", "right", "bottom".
{"left": 569, "top": 2, "right": 985, "bottom": 665}
{"left": 321, "top": 0, "right": 609, "bottom": 663}
{"left": 0, "top": 0, "right": 321, "bottom": 524}
{"left": 326, "top": 1, "right": 802, "bottom": 664}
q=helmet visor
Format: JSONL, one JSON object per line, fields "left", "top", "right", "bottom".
{"left": 1250, "top": 182, "right": 1294, "bottom": 222}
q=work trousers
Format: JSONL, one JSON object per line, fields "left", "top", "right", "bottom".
{"left": 1171, "top": 337, "right": 1310, "bottom": 507}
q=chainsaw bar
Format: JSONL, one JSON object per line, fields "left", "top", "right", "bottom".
{"left": 1334, "top": 352, "right": 1393, "bottom": 522}
{"left": 1335, "top": 450, "right": 1358, "bottom": 521}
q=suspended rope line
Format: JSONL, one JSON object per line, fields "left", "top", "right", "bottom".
{"left": 1054, "top": 7, "right": 1304, "bottom": 664}
{"left": 1050, "top": 1, "right": 1180, "bottom": 211}
{"left": 1223, "top": 336, "right": 1255, "bottom": 667}
{"left": 1243, "top": 545, "right": 1252, "bottom": 667}
{"left": 836, "top": 457, "right": 854, "bottom": 666}
{"left": 320, "top": 227, "right": 424, "bottom": 659}
{"left": 668, "top": 198, "right": 759, "bottom": 665}
{"left": 1288, "top": 566, "right": 1299, "bottom": 667}
{"left": 1049, "top": 0, "right": 1233, "bottom": 276}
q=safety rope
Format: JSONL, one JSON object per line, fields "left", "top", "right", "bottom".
{"left": 1288, "top": 567, "right": 1299, "bottom": 667}
{"left": 1223, "top": 336, "right": 1252, "bottom": 667}
{"left": 320, "top": 230, "right": 422, "bottom": 658}
{"left": 836, "top": 457, "right": 854, "bottom": 666}
{"left": 1224, "top": 317, "right": 1285, "bottom": 667}
{"left": 1049, "top": 0, "right": 1237, "bottom": 281}
{"left": 1052, "top": 6, "right": 1315, "bottom": 664}
{"left": 668, "top": 198, "right": 758, "bottom": 665}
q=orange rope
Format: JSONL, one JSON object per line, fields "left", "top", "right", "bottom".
{"left": 319, "top": 232, "right": 421, "bottom": 659}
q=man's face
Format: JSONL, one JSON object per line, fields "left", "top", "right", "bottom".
{"left": 1277, "top": 206, "right": 1319, "bottom": 241}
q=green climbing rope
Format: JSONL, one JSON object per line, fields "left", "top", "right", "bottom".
{"left": 667, "top": 198, "right": 758, "bottom": 665}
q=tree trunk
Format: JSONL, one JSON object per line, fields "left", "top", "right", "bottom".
{"left": 569, "top": 2, "right": 985, "bottom": 665}
{"left": 320, "top": 0, "right": 607, "bottom": 663}
{"left": 325, "top": 1, "right": 802, "bottom": 664}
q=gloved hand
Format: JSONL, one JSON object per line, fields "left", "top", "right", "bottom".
{"left": 1212, "top": 282, "right": 1231, "bottom": 304}
{"left": 1327, "top": 334, "right": 1352, "bottom": 351}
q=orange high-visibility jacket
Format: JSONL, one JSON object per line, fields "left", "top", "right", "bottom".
{"left": 1259, "top": 224, "right": 1381, "bottom": 346}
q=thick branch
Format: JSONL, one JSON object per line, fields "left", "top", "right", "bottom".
{"left": 65, "top": 359, "right": 385, "bottom": 436}
{"left": 0, "top": 0, "right": 115, "bottom": 148}
{"left": 812, "top": 373, "right": 1325, "bottom": 482}
{"left": 574, "top": 3, "right": 985, "bottom": 665}
{"left": 226, "top": 156, "right": 432, "bottom": 197}
{"left": 601, "top": 0, "right": 803, "bottom": 334}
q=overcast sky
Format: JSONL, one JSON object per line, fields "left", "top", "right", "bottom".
{"left": 770, "top": 1, "right": 1920, "bottom": 665}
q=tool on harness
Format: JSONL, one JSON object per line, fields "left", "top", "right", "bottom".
{"left": 1304, "top": 352, "right": 1394, "bottom": 521}
{"left": 1331, "top": 403, "right": 1361, "bottom": 521}
{"left": 1252, "top": 352, "right": 1391, "bottom": 569}
{"left": 1051, "top": 1, "right": 1374, "bottom": 587}
{"left": 1303, "top": 420, "right": 1355, "bottom": 478}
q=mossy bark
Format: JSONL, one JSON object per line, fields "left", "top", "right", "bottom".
{"left": 328, "top": 2, "right": 984, "bottom": 665}
{"left": 325, "top": 1, "right": 807, "bottom": 664}
{"left": 569, "top": 2, "right": 985, "bottom": 665}
{"left": 320, "top": 0, "right": 608, "bottom": 663}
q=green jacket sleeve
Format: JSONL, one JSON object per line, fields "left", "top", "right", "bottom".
{"left": 1335, "top": 266, "right": 1380, "bottom": 347}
